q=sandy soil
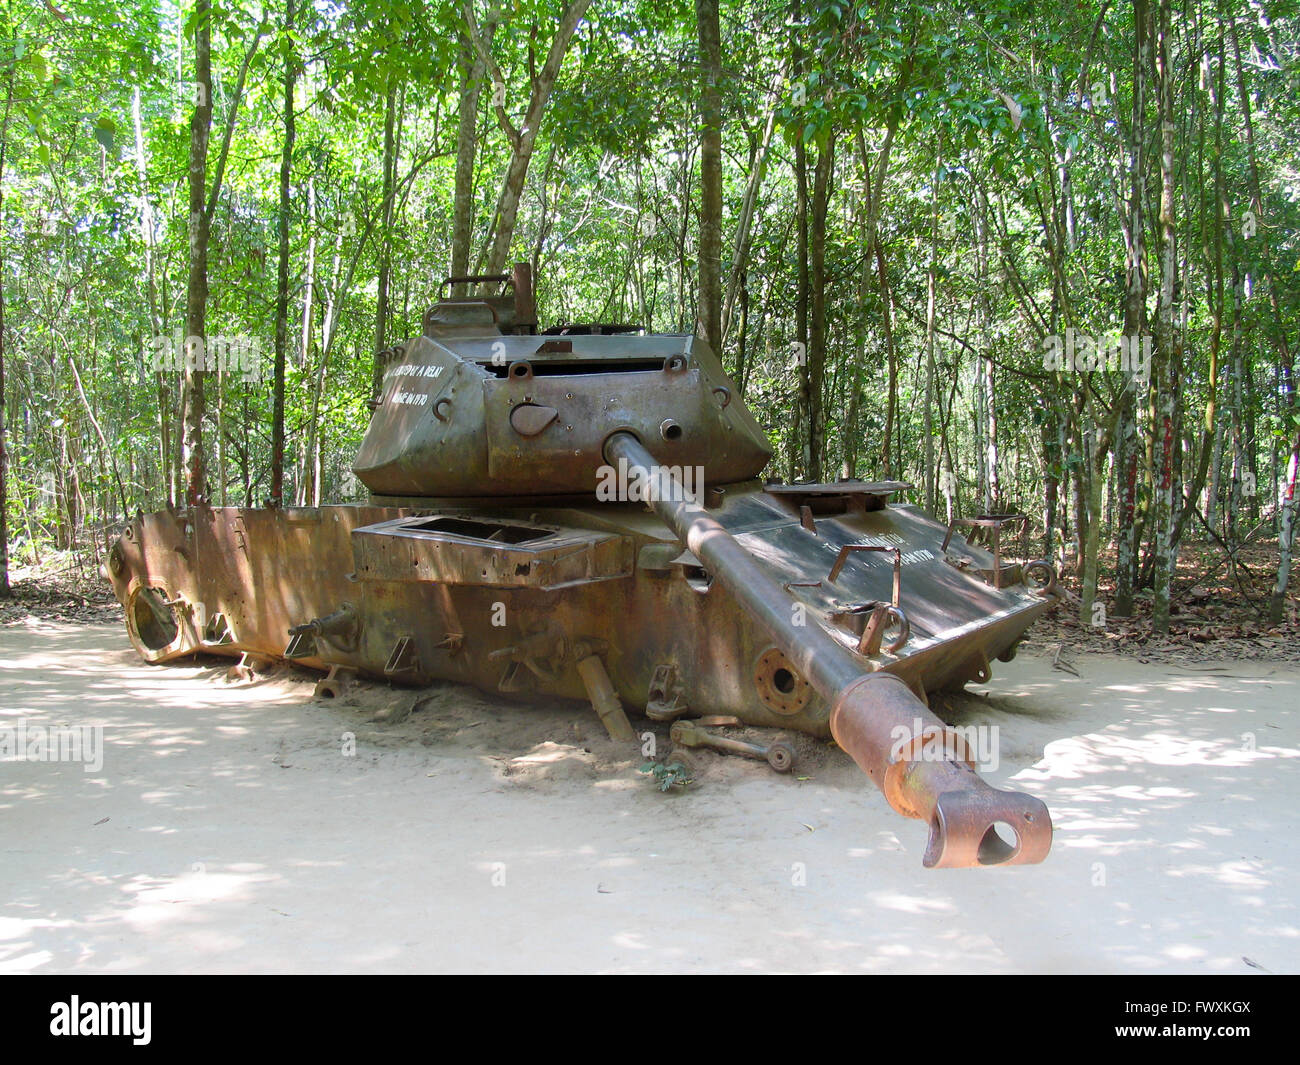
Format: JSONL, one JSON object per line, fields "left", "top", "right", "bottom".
{"left": 1, "top": 619, "right": 1296, "bottom": 974}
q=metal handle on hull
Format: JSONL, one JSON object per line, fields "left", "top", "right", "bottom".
{"left": 602, "top": 431, "right": 1053, "bottom": 868}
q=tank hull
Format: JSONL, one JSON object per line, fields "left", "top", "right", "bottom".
{"left": 106, "top": 483, "right": 1052, "bottom": 739}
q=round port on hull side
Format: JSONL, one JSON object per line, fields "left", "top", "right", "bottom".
{"left": 124, "top": 580, "right": 194, "bottom": 664}
{"left": 754, "top": 648, "right": 812, "bottom": 716}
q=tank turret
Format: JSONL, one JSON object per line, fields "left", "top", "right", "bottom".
{"left": 353, "top": 264, "right": 771, "bottom": 499}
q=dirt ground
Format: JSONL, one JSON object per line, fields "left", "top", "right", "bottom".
{"left": 1, "top": 619, "right": 1296, "bottom": 974}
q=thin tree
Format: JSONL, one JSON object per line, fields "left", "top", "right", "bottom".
{"left": 181, "top": 8, "right": 262, "bottom": 506}
{"left": 271, "top": 0, "right": 295, "bottom": 508}
{"left": 464, "top": 0, "right": 593, "bottom": 277}
{"left": 0, "top": 46, "right": 11, "bottom": 596}
{"left": 696, "top": 0, "right": 722, "bottom": 350}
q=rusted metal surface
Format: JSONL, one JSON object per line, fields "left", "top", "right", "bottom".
{"left": 670, "top": 720, "right": 795, "bottom": 772}
{"left": 604, "top": 431, "right": 1055, "bottom": 867}
{"left": 942, "top": 514, "right": 1031, "bottom": 589}
{"left": 352, "top": 330, "right": 772, "bottom": 498}
{"left": 575, "top": 647, "right": 636, "bottom": 742}
{"left": 106, "top": 264, "right": 1061, "bottom": 869}
{"left": 829, "top": 673, "right": 1052, "bottom": 867}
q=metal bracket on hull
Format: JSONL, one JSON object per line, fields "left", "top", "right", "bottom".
{"left": 384, "top": 636, "right": 420, "bottom": 676}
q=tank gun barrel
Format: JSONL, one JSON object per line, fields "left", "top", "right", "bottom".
{"left": 603, "top": 431, "right": 1052, "bottom": 868}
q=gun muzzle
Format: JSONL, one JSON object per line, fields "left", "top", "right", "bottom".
{"left": 830, "top": 672, "right": 1052, "bottom": 867}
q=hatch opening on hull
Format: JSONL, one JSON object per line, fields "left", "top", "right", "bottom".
{"left": 405, "top": 517, "right": 550, "bottom": 544}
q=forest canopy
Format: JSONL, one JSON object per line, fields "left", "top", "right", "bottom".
{"left": 0, "top": 0, "right": 1296, "bottom": 635}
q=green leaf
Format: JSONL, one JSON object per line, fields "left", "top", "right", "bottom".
{"left": 93, "top": 115, "right": 117, "bottom": 154}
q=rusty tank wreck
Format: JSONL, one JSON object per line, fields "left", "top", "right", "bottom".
{"left": 106, "top": 264, "right": 1061, "bottom": 869}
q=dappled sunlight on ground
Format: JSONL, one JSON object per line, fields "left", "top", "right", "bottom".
{"left": 1, "top": 624, "right": 1297, "bottom": 973}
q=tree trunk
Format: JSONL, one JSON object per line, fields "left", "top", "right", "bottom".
{"left": 300, "top": 177, "right": 317, "bottom": 371}
{"left": 300, "top": 230, "right": 344, "bottom": 506}
{"left": 793, "top": 133, "right": 809, "bottom": 479}
{"left": 468, "top": 0, "right": 593, "bottom": 276}
{"left": 721, "top": 64, "right": 784, "bottom": 342}
{"left": 876, "top": 242, "right": 897, "bottom": 479}
{"left": 1151, "top": 0, "right": 1177, "bottom": 633}
{"left": 181, "top": 0, "right": 214, "bottom": 506}
{"left": 922, "top": 173, "right": 938, "bottom": 511}
{"left": 179, "top": 14, "right": 262, "bottom": 507}
{"left": 806, "top": 133, "right": 833, "bottom": 483}
{"left": 271, "top": 0, "right": 296, "bottom": 508}
{"left": 695, "top": 0, "right": 723, "bottom": 350}
{"left": 1227, "top": 16, "right": 1299, "bottom": 621}
{"left": 1043, "top": 412, "right": 1059, "bottom": 563}
{"left": 131, "top": 87, "right": 171, "bottom": 509}
{"left": 451, "top": 26, "right": 492, "bottom": 293}
{"left": 1114, "top": 0, "right": 1150, "bottom": 617}
{"left": 372, "top": 80, "right": 399, "bottom": 395}
{"left": 0, "top": 49, "right": 12, "bottom": 595}
{"left": 0, "top": 256, "right": 7, "bottom": 595}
